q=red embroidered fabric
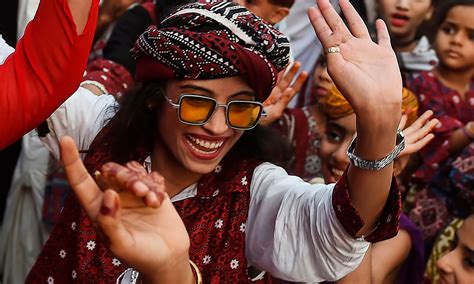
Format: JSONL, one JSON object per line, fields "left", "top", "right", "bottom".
{"left": 83, "top": 59, "right": 134, "bottom": 100}
{"left": 332, "top": 171, "right": 401, "bottom": 243}
{"left": 410, "top": 71, "right": 474, "bottom": 182}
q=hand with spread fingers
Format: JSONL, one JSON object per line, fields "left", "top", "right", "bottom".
{"left": 308, "top": 0, "right": 403, "bottom": 235}
{"left": 260, "top": 62, "right": 308, "bottom": 126}
{"left": 59, "top": 136, "right": 193, "bottom": 283}
{"left": 308, "top": 0, "right": 402, "bottom": 119}
{"left": 394, "top": 111, "right": 439, "bottom": 176}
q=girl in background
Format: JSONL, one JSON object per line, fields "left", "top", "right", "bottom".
{"left": 405, "top": 0, "right": 474, "bottom": 248}
{"left": 376, "top": 0, "right": 438, "bottom": 86}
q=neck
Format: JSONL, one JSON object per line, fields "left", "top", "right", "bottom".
{"left": 433, "top": 64, "right": 473, "bottom": 97}
{"left": 152, "top": 139, "right": 203, "bottom": 198}
{"left": 393, "top": 36, "right": 418, "bottom": 53}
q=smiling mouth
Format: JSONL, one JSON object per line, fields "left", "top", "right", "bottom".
{"left": 185, "top": 134, "right": 225, "bottom": 154}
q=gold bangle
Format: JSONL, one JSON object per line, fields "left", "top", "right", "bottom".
{"left": 189, "top": 260, "right": 203, "bottom": 284}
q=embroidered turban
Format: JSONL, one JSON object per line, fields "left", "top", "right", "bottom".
{"left": 322, "top": 86, "right": 419, "bottom": 126}
{"left": 131, "top": 1, "right": 291, "bottom": 101}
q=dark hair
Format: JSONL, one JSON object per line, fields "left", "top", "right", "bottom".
{"left": 155, "top": 0, "right": 196, "bottom": 21}
{"left": 268, "top": 0, "right": 295, "bottom": 9}
{"left": 428, "top": 0, "right": 474, "bottom": 40}
{"left": 105, "top": 82, "right": 291, "bottom": 169}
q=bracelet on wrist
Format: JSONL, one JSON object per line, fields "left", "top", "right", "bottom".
{"left": 189, "top": 260, "right": 203, "bottom": 284}
{"left": 346, "top": 129, "right": 405, "bottom": 171}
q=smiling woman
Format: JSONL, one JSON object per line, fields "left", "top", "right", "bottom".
{"left": 27, "top": 0, "right": 409, "bottom": 283}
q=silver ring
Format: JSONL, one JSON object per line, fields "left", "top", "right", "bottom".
{"left": 326, "top": 46, "right": 340, "bottom": 54}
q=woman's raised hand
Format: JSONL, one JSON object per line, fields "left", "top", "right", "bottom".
{"left": 59, "top": 136, "right": 192, "bottom": 283}
{"left": 308, "top": 0, "right": 402, "bottom": 118}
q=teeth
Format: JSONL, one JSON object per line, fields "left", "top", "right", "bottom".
{"left": 186, "top": 135, "right": 225, "bottom": 151}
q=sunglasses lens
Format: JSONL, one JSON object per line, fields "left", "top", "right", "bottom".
{"left": 180, "top": 96, "right": 216, "bottom": 124}
{"left": 228, "top": 102, "right": 262, "bottom": 129}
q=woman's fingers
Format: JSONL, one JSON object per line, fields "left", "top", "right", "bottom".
{"left": 401, "top": 133, "right": 435, "bottom": 156}
{"left": 96, "top": 190, "right": 135, "bottom": 251}
{"left": 375, "top": 18, "right": 391, "bottom": 47}
{"left": 280, "top": 62, "right": 301, "bottom": 90}
{"left": 316, "top": 0, "right": 352, "bottom": 40}
{"left": 60, "top": 136, "right": 103, "bottom": 219}
{"left": 292, "top": 71, "right": 309, "bottom": 94}
{"left": 398, "top": 114, "right": 408, "bottom": 131}
{"left": 308, "top": 5, "right": 342, "bottom": 48}
{"left": 403, "top": 110, "right": 434, "bottom": 137}
{"left": 339, "top": 0, "right": 370, "bottom": 38}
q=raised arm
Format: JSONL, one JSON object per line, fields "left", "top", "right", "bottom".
{"left": 308, "top": 0, "right": 402, "bottom": 235}
{"left": 0, "top": 0, "right": 99, "bottom": 149}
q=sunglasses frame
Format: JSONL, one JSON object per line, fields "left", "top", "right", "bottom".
{"left": 162, "top": 92, "right": 267, "bottom": 130}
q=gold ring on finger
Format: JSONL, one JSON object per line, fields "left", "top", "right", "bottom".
{"left": 326, "top": 46, "right": 340, "bottom": 54}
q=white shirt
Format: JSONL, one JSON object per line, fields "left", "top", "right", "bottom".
{"left": 40, "top": 88, "right": 369, "bottom": 282}
{"left": 0, "top": 35, "right": 14, "bottom": 64}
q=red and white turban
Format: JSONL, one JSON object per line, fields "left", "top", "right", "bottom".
{"left": 131, "top": 1, "right": 291, "bottom": 101}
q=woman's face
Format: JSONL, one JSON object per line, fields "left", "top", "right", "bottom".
{"left": 436, "top": 215, "right": 474, "bottom": 284}
{"left": 434, "top": 6, "right": 474, "bottom": 71}
{"left": 312, "top": 56, "right": 334, "bottom": 102}
{"left": 154, "top": 77, "right": 254, "bottom": 176}
{"left": 319, "top": 114, "right": 356, "bottom": 183}
{"left": 377, "top": 0, "right": 432, "bottom": 44}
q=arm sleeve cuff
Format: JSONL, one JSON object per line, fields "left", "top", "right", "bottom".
{"left": 332, "top": 170, "right": 401, "bottom": 243}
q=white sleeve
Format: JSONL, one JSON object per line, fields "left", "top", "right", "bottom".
{"left": 0, "top": 35, "right": 14, "bottom": 64}
{"left": 246, "top": 162, "right": 369, "bottom": 282}
{"left": 40, "top": 87, "right": 117, "bottom": 160}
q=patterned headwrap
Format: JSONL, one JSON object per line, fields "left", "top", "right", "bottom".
{"left": 131, "top": 1, "right": 291, "bottom": 101}
{"left": 322, "top": 86, "right": 419, "bottom": 126}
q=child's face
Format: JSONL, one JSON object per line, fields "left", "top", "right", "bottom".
{"left": 434, "top": 5, "right": 474, "bottom": 71}
{"left": 312, "top": 56, "right": 334, "bottom": 102}
{"left": 436, "top": 215, "right": 474, "bottom": 284}
{"left": 377, "top": 0, "right": 432, "bottom": 43}
{"left": 233, "top": 0, "right": 289, "bottom": 25}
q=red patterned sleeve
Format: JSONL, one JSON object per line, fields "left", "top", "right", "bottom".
{"left": 332, "top": 170, "right": 401, "bottom": 243}
{"left": 82, "top": 58, "right": 135, "bottom": 101}
{"left": 0, "top": 0, "right": 99, "bottom": 149}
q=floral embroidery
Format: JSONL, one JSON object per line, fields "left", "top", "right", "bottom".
{"left": 86, "top": 240, "right": 96, "bottom": 251}
{"left": 203, "top": 255, "right": 211, "bottom": 265}
{"left": 230, "top": 259, "right": 239, "bottom": 270}
{"left": 59, "top": 250, "right": 66, "bottom": 259}
{"left": 214, "top": 165, "right": 222, "bottom": 173}
{"left": 71, "top": 222, "right": 76, "bottom": 231}
{"left": 212, "top": 190, "right": 220, "bottom": 197}
{"left": 47, "top": 276, "right": 54, "bottom": 284}
{"left": 71, "top": 270, "right": 77, "bottom": 279}
{"left": 214, "top": 219, "right": 224, "bottom": 229}
{"left": 241, "top": 176, "right": 248, "bottom": 186}
{"left": 239, "top": 223, "right": 246, "bottom": 233}
{"left": 112, "top": 258, "right": 121, "bottom": 266}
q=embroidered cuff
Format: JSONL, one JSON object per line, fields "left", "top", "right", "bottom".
{"left": 332, "top": 170, "right": 401, "bottom": 243}
{"left": 84, "top": 59, "right": 134, "bottom": 100}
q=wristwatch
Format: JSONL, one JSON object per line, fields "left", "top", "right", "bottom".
{"left": 346, "top": 129, "right": 405, "bottom": 171}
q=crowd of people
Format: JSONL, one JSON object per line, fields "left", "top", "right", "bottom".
{"left": 0, "top": 0, "right": 472, "bottom": 283}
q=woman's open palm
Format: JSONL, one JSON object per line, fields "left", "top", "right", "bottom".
{"left": 308, "top": 0, "right": 402, "bottom": 114}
